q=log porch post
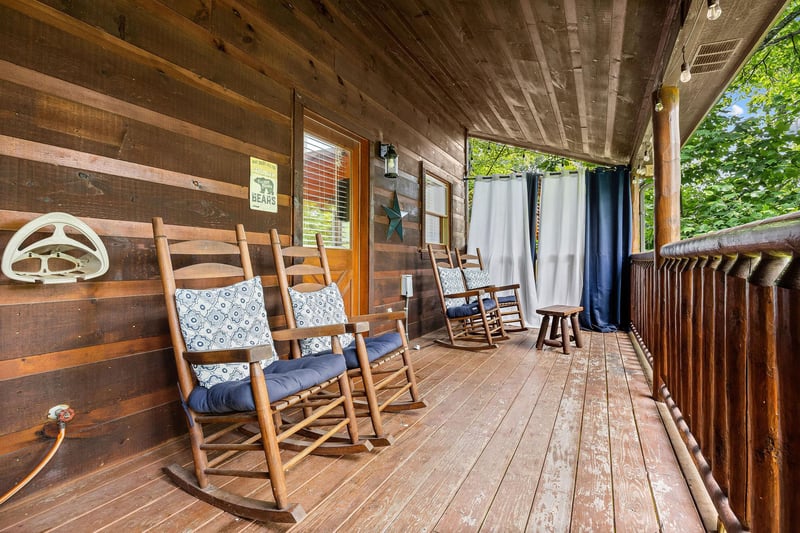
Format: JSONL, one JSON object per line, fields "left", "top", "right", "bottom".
{"left": 652, "top": 85, "right": 681, "bottom": 398}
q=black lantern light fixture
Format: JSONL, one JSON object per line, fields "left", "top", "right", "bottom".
{"left": 378, "top": 143, "right": 399, "bottom": 179}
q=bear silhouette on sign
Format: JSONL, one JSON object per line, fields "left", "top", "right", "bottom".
{"left": 254, "top": 177, "right": 274, "bottom": 195}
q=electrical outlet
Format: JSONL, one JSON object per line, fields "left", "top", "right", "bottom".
{"left": 47, "top": 404, "right": 70, "bottom": 420}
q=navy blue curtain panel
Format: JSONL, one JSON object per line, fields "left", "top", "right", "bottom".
{"left": 579, "top": 166, "right": 632, "bottom": 332}
{"left": 525, "top": 172, "right": 539, "bottom": 265}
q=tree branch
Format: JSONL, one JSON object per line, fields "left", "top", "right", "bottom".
{"left": 760, "top": 28, "right": 800, "bottom": 50}
{"left": 485, "top": 145, "right": 507, "bottom": 175}
{"left": 757, "top": 7, "right": 800, "bottom": 52}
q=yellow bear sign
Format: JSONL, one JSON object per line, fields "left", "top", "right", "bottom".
{"left": 249, "top": 157, "right": 278, "bottom": 213}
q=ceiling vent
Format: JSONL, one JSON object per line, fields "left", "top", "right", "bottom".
{"left": 691, "top": 38, "right": 741, "bottom": 74}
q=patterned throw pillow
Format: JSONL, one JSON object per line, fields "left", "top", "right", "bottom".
{"left": 463, "top": 267, "right": 492, "bottom": 289}
{"left": 175, "top": 277, "right": 277, "bottom": 388}
{"left": 437, "top": 266, "right": 467, "bottom": 308}
{"left": 288, "top": 283, "right": 354, "bottom": 356}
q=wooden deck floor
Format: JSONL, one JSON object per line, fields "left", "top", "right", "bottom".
{"left": 1, "top": 330, "right": 710, "bottom": 532}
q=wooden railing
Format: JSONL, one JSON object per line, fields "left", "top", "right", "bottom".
{"left": 629, "top": 212, "right": 800, "bottom": 533}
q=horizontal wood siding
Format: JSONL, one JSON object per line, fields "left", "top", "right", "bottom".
{"left": 0, "top": 0, "right": 465, "bottom": 500}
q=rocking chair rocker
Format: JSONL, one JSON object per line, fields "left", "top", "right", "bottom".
{"left": 455, "top": 248, "right": 528, "bottom": 332}
{"left": 428, "top": 243, "right": 508, "bottom": 350}
{"left": 152, "top": 218, "right": 371, "bottom": 524}
{"left": 270, "top": 229, "right": 426, "bottom": 447}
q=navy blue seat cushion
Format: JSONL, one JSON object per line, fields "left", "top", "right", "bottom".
{"left": 312, "top": 331, "right": 404, "bottom": 370}
{"left": 498, "top": 295, "right": 517, "bottom": 305}
{"left": 341, "top": 331, "right": 403, "bottom": 369}
{"left": 446, "top": 298, "right": 497, "bottom": 319}
{"left": 187, "top": 353, "right": 346, "bottom": 414}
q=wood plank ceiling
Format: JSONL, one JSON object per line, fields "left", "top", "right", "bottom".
{"left": 340, "top": 0, "right": 788, "bottom": 167}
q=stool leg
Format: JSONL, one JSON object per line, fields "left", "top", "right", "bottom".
{"left": 536, "top": 316, "right": 550, "bottom": 350}
{"left": 560, "top": 317, "right": 570, "bottom": 354}
{"left": 570, "top": 314, "right": 583, "bottom": 348}
{"left": 549, "top": 317, "right": 560, "bottom": 340}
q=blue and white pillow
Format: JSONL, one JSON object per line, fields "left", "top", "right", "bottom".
{"left": 288, "top": 283, "right": 354, "bottom": 355}
{"left": 437, "top": 266, "right": 467, "bottom": 308}
{"left": 175, "top": 277, "right": 277, "bottom": 388}
{"left": 462, "top": 267, "right": 492, "bottom": 303}
{"left": 463, "top": 267, "right": 491, "bottom": 289}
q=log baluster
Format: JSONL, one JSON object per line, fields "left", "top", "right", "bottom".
{"left": 776, "top": 255, "right": 800, "bottom": 533}
{"left": 746, "top": 253, "right": 788, "bottom": 531}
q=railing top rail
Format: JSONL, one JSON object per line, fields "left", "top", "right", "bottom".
{"left": 631, "top": 251, "right": 654, "bottom": 262}
{"left": 660, "top": 211, "right": 800, "bottom": 258}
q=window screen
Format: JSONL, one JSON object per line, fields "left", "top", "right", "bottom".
{"left": 303, "top": 133, "right": 351, "bottom": 248}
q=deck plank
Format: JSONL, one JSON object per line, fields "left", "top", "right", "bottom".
{"left": 0, "top": 439, "right": 192, "bottom": 531}
{"left": 615, "top": 333, "right": 705, "bottom": 532}
{"left": 524, "top": 330, "right": 589, "bottom": 531}
{"left": 477, "top": 336, "right": 585, "bottom": 532}
{"left": 291, "top": 335, "right": 533, "bottom": 531}
{"left": 605, "top": 333, "right": 662, "bottom": 532}
{"left": 381, "top": 336, "right": 555, "bottom": 532}
{"left": 434, "top": 345, "right": 559, "bottom": 532}
{"left": 570, "top": 331, "right": 615, "bottom": 532}
{"left": 1, "top": 331, "right": 710, "bottom": 533}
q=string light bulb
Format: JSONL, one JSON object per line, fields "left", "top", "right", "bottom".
{"left": 654, "top": 97, "right": 664, "bottom": 113}
{"left": 707, "top": 0, "right": 722, "bottom": 21}
{"left": 680, "top": 46, "right": 692, "bottom": 83}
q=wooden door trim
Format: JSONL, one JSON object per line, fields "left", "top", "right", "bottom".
{"left": 292, "top": 93, "right": 370, "bottom": 315}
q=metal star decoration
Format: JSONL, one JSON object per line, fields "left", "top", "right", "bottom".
{"left": 382, "top": 190, "right": 408, "bottom": 241}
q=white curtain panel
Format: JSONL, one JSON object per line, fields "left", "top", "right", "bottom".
{"left": 468, "top": 176, "right": 540, "bottom": 327}
{"left": 536, "top": 169, "right": 586, "bottom": 309}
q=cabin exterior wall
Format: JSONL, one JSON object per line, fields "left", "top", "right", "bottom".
{"left": 0, "top": 1, "right": 466, "bottom": 498}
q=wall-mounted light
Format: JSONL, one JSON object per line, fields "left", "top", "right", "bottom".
{"left": 707, "top": 0, "right": 721, "bottom": 21}
{"left": 378, "top": 143, "right": 399, "bottom": 179}
{"left": 680, "top": 46, "right": 692, "bottom": 83}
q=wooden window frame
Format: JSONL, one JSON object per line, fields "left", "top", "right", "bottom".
{"left": 420, "top": 164, "right": 453, "bottom": 249}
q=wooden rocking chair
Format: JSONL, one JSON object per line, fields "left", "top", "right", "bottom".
{"left": 428, "top": 243, "right": 508, "bottom": 350}
{"left": 270, "top": 229, "right": 426, "bottom": 447}
{"left": 152, "top": 218, "right": 372, "bottom": 524}
{"left": 455, "top": 248, "right": 528, "bottom": 332}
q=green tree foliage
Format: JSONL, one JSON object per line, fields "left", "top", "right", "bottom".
{"left": 468, "top": 139, "right": 577, "bottom": 176}
{"left": 679, "top": 0, "right": 800, "bottom": 238}
{"left": 467, "top": 139, "right": 592, "bottom": 211}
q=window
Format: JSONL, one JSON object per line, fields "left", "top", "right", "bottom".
{"left": 302, "top": 132, "right": 351, "bottom": 248}
{"left": 424, "top": 173, "right": 450, "bottom": 245}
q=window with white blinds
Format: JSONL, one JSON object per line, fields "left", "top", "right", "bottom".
{"left": 303, "top": 133, "right": 351, "bottom": 249}
{"left": 424, "top": 174, "right": 450, "bottom": 245}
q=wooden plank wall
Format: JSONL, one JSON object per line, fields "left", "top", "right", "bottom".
{"left": 0, "top": 0, "right": 466, "bottom": 499}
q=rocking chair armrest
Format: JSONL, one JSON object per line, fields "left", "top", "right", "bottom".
{"left": 349, "top": 311, "right": 406, "bottom": 323}
{"left": 183, "top": 345, "right": 274, "bottom": 365}
{"left": 482, "top": 283, "right": 520, "bottom": 293}
{"left": 343, "top": 321, "right": 371, "bottom": 334}
{"left": 271, "top": 323, "right": 347, "bottom": 342}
